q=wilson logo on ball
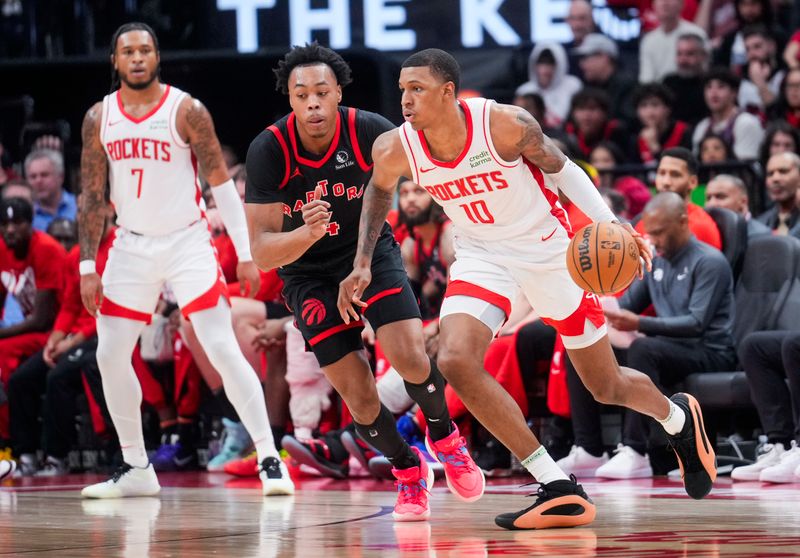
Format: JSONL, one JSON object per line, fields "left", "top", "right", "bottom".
{"left": 578, "top": 226, "right": 593, "bottom": 272}
{"left": 302, "top": 298, "right": 326, "bottom": 326}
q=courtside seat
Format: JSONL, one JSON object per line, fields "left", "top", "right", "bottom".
{"left": 706, "top": 207, "right": 747, "bottom": 281}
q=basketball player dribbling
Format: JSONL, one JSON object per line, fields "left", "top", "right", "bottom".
{"left": 339, "top": 49, "right": 717, "bottom": 530}
{"left": 77, "top": 22, "right": 293, "bottom": 498}
{"left": 245, "top": 43, "right": 483, "bottom": 521}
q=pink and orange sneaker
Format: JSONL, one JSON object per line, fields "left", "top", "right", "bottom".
{"left": 392, "top": 446, "right": 434, "bottom": 522}
{"left": 425, "top": 423, "right": 485, "bottom": 503}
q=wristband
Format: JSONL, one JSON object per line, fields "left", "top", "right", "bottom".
{"left": 79, "top": 260, "right": 97, "bottom": 276}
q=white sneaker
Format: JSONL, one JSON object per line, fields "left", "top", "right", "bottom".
{"left": 260, "top": 456, "right": 295, "bottom": 496}
{"left": 759, "top": 441, "right": 800, "bottom": 483}
{"left": 556, "top": 446, "right": 609, "bottom": 477}
{"left": 81, "top": 463, "right": 161, "bottom": 499}
{"left": 731, "top": 443, "right": 785, "bottom": 481}
{"left": 595, "top": 445, "right": 653, "bottom": 479}
{"left": 0, "top": 459, "right": 16, "bottom": 481}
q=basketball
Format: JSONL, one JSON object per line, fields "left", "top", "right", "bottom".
{"left": 566, "top": 222, "right": 640, "bottom": 295}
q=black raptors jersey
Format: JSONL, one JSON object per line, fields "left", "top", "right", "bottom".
{"left": 245, "top": 106, "right": 396, "bottom": 276}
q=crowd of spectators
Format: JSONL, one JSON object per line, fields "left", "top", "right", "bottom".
{"left": 2, "top": 0, "right": 800, "bottom": 483}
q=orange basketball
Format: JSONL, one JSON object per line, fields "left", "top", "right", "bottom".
{"left": 566, "top": 222, "right": 640, "bottom": 295}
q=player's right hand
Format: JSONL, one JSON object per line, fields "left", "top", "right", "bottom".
{"left": 302, "top": 185, "right": 331, "bottom": 241}
{"left": 80, "top": 273, "right": 104, "bottom": 316}
{"left": 337, "top": 266, "right": 371, "bottom": 324}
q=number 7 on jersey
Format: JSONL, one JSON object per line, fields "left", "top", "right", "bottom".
{"left": 131, "top": 168, "right": 144, "bottom": 198}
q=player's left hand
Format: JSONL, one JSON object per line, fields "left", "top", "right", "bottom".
{"left": 604, "top": 308, "right": 640, "bottom": 332}
{"left": 236, "top": 261, "right": 261, "bottom": 298}
{"left": 337, "top": 266, "right": 371, "bottom": 324}
{"left": 618, "top": 222, "right": 652, "bottom": 278}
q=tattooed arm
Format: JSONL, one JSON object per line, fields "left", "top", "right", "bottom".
{"left": 178, "top": 96, "right": 230, "bottom": 186}
{"left": 78, "top": 102, "right": 109, "bottom": 314}
{"left": 336, "top": 130, "right": 412, "bottom": 323}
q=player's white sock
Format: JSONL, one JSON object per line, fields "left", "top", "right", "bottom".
{"left": 658, "top": 397, "right": 686, "bottom": 435}
{"left": 522, "top": 446, "right": 570, "bottom": 484}
{"left": 96, "top": 316, "right": 149, "bottom": 468}
{"left": 191, "top": 301, "right": 280, "bottom": 462}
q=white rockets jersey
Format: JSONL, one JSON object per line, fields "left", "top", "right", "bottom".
{"left": 398, "top": 97, "right": 571, "bottom": 242}
{"left": 100, "top": 84, "right": 204, "bottom": 236}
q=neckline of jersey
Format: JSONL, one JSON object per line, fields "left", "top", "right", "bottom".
{"left": 116, "top": 84, "right": 172, "bottom": 124}
{"left": 416, "top": 99, "right": 473, "bottom": 169}
{"left": 287, "top": 110, "right": 342, "bottom": 169}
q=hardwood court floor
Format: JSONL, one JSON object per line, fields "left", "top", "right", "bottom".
{"left": 1, "top": 472, "right": 799, "bottom": 557}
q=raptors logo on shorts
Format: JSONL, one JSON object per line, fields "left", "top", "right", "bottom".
{"left": 302, "top": 298, "right": 327, "bottom": 326}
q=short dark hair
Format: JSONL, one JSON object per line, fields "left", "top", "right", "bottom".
{"left": 402, "top": 49, "right": 461, "bottom": 94}
{"left": 633, "top": 82, "right": 675, "bottom": 108}
{"left": 273, "top": 42, "right": 353, "bottom": 95}
{"left": 660, "top": 146, "right": 699, "bottom": 176}
{"left": 109, "top": 22, "right": 160, "bottom": 92}
{"left": 741, "top": 23, "right": 772, "bottom": 41}
{"left": 0, "top": 197, "right": 34, "bottom": 224}
{"left": 570, "top": 88, "right": 610, "bottom": 113}
{"left": 536, "top": 49, "right": 557, "bottom": 65}
{"left": 704, "top": 67, "right": 741, "bottom": 91}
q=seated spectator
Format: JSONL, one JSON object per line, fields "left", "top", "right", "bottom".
{"left": 631, "top": 83, "right": 693, "bottom": 164}
{"left": 46, "top": 217, "right": 77, "bottom": 251}
{"left": 783, "top": 29, "right": 800, "bottom": 70}
{"left": 766, "top": 69, "right": 800, "bottom": 130}
{"left": 699, "top": 133, "right": 735, "bottom": 165}
{"left": 732, "top": 330, "right": 800, "bottom": 483}
{"left": 24, "top": 149, "right": 76, "bottom": 231}
{"left": 715, "top": 0, "right": 782, "bottom": 72}
{"left": 0, "top": 198, "right": 66, "bottom": 439}
{"left": 692, "top": 68, "right": 765, "bottom": 161}
{"left": 573, "top": 33, "right": 637, "bottom": 124}
{"left": 564, "top": 88, "right": 629, "bottom": 159}
{"left": 738, "top": 24, "right": 785, "bottom": 112}
{"left": 562, "top": 0, "right": 598, "bottom": 78}
{"left": 637, "top": 147, "right": 723, "bottom": 249}
{"left": 639, "top": 0, "right": 707, "bottom": 82}
{"left": 705, "top": 174, "right": 771, "bottom": 237}
{"left": 560, "top": 192, "right": 736, "bottom": 478}
{"left": 757, "top": 152, "right": 800, "bottom": 234}
{"left": 589, "top": 142, "right": 652, "bottom": 220}
{"left": 607, "top": 0, "right": 700, "bottom": 34}
{"left": 758, "top": 121, "right": 800, "bottom": 172}
{"left": 514, "top": 42, "right": 581, "bottom": 128}
{"left": 663, "top": 32, "right": 711, "bottom": 125}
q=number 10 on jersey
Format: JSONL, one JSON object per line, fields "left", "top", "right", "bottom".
{"left": 459, "top": 200, "right": 494, "bottom": 224}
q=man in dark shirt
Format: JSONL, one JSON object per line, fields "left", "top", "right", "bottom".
{"left": 662, "top": 33, "right": 710, "bottom": 126}
{"left": 560, "top": 193, "right": 736, "bottom": 478}
{"left": 244, "top": 44, "right": 481, "bottom": 522}
{"left": 757, "top": 152, "right": 800, "bottom": 235}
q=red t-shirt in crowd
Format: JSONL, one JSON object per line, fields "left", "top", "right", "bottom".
{"left": 636, "top": 201, "right": 722, "bottom": 250}
{"left": 0, "top": 230, "right": 67, "bottom": 317}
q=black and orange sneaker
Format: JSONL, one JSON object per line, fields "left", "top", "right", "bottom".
{"left": 667, "top": 393, "right": 717, "bottom": 499}
{"left": 495, "top": 475, "right": 596, "bottom": 530}
{"left": 281, "top": 435, "right": 349, "bottom": 479}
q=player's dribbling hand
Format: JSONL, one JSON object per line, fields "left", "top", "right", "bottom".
{"left": 337, "top": 266, "right": 371, "bottom": 324}
{"left": 236, "top": 261, "right": 261, "bottom": 298}
{"left": 80, "top": 273, "right": 104, "bottom": 315}
{"left": 618, "top": 222, "right": 652, "bottom": 278}
{"left": 302, "top": 185, "right": 331, "bottom": 241}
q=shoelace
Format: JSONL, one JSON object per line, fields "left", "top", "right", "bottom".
{"left": 260, "top": 457, "right": 283, "bottom": 478}
{"left": 111, "top": 463, "right": 133, "bottom": 482}
{"left": 395, "top": 478, "right": 430, "bottom": 503}
{"left": 521, "top": 474, "right": 580, "bottom": 501}
{"left": 437, "top": 437, "right": 474, "bottom": 470}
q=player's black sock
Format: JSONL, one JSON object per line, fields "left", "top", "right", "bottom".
{"left": 404, "top": 358, "right": 453, "bottom": 442}
{"left": 354, "top": 404, "right": 419, "bottom": 470}
{"left": 272, "top": 425, "right": 286, "bottom": 451}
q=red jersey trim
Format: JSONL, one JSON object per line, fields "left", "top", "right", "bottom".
{"left": 541, "top": 293, "right": 606, "bottom": 337}
{"left": 309, "top": 320, "right": 364, "bottom": 346}
{"left": 99, "top": 297, "right": 153, "bottom": 323}
{"left": 364, "top": 286, "right": 403, "bottom": 307}
{"left": 524, "top": 159, "right": 573, "bottom": 238}
{"left": 445, "top": 280, "right": 512, "bottom": 317}
{"left": 116, "top": 85, "right": 172, "bottom": 125}
{"left": 181, "top": 274, "right": 229, "bottom": 319}
{"left": 348, "top": 108, "right": 372, "bottom": 172}
{"left": 417, "top": 99, "right": 473, "bottom": 169}
{"left": 267, "top": 125, "right": 291, "bottom": 188}
{"left": 287, "top": 111, "right": 342, "bottom": 169}
{"left": 401, "top": 126, "right": 421, "bottom": 185}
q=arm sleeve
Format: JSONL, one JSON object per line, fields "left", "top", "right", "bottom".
{"left": 547, "top": 159, "right": 618, "bottom": 223}
{"left": 244, "top": 130, "right": 289, "bottom": 205}
{"left": 355, "top": 111, "right": 396, "bottom": 165}
{"left": 637, "top": 256, "right": 732, "bottom": 337}
{"left": 619, "top": 277, "right": 652, "bottom": 314}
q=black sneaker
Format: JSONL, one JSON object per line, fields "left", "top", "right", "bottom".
{"left": 341, "top": 430, "right": 379, "bottom": 470}
{"left": 281, "top": 435, "right": 349, "bottom": 479}
{"left": 666, "top": 393, "right": 717, "bottom": 500}
{"left": 259, "top": 456, "right": 295, "bottom": 496}
{"left": 475, "top": 440, "right": 512, "bottom": 477}
{"left": 495, "top": 475, "right": 596, "bottom": 530}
